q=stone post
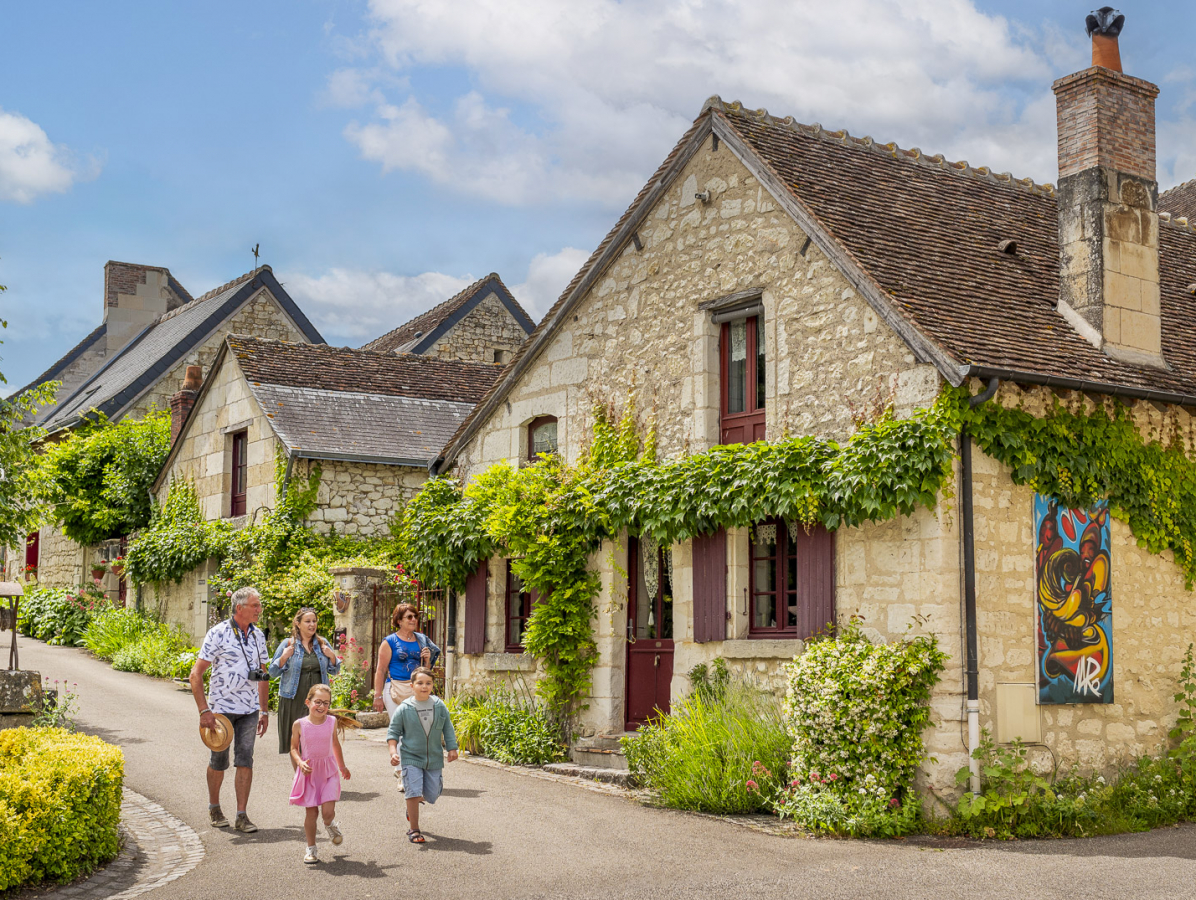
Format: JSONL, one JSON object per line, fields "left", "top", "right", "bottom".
{"left": 329, "top": 566, "right": 392, "bottom": 727}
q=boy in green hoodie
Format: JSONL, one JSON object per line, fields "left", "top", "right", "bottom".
{"left": 387, "top": 666, "right": 458, "bottom": 843}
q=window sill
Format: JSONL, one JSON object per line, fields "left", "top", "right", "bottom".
{"left": 484, "top": 652, "right": 534, "bottom": 672}
{"left": 719, "top": 638, "right": 803, "bottom": 659}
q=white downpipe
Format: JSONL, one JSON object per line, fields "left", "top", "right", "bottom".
{"left": 444, "top": 646, "right": 455, "bottom": 700}
{"left": 967, "top": 699, "right": 981, "bottom": 793}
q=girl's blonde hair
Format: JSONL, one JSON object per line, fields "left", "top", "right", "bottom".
{"left": 291, "top": 607, "right": 320, "bottom": 647}
{"left": 305, "top": 683, "right": 332, "bottom": 702}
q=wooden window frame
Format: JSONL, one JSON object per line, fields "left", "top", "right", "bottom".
{"left": 230, "top": 430, "right": 248, "bottom": 517}
{"left": 504, "top": 560, "right": 535, "bottom": 653}
{"left": 748, "top": 518, "right": 834, "bottom": 639}
{"left": 527, "top": 415, "right": 559, "bottom": 460}
{"left": 719, "top": 315, "right": 765, "bottom": 445}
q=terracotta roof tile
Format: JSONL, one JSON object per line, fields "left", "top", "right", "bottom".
{"left": 1161, "top": 179, "right": 1196, "bottom": 223}
{"left": 228, "top": 336, "right": 500, "bottom": 404}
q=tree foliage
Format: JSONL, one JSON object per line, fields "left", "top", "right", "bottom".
{"left": 31, "top": 410, "right": 171, "bottom": 545}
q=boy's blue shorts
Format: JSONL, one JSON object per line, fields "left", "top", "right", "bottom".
{"left": 402, "top": 765, "right": 442, "bottom": 803}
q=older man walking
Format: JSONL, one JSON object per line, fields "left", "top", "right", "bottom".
{"left": 190, "top": 587, "right": 271, "bottom": 832}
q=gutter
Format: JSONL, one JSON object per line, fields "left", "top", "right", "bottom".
{"left": 961, "top": 365, "right": 1196, "bottom": 408}
{"left": 288, "top": 450, "right": 432, "bottom": 468}
{"left": 960, "top": 375, "right": 999, "bottom": 794}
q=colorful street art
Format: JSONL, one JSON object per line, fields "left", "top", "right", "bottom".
{"left": 1033, "top": 496, "right": 1113, "bottom": 704}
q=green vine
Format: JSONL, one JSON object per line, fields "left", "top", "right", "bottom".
{"left": 400, "top": 396, "right": 960, "bottom": 724}
{"left": 30, "top": 410, "right": 171, "bottom": 545}
{"left": 955, "top": 385, "right": 1196, "bottom": 587}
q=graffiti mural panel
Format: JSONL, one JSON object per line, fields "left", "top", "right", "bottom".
{"left": 1034, "top": 495, "right": 1113, "bottom": 704}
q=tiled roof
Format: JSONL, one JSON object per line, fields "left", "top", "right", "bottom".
{"left": 711, "top": 98, "right": 1196, "bottom": 396}
{"left": 40, "top": 267, "right": 323, "bottom": 430}
{"left": 360, "top": 273, "right": 535, "bottom": 354}
{"left": 248, "top": 383, "right": 474, "bottom": 465}
{"left": 436, "top": 97, "right": 1196, "bottom": 471}
{"left": 1160, "top": 179, "right": 1196, "bottom": 223}
{"left": 228, "top": 336, "right": 500, "bottom": 404}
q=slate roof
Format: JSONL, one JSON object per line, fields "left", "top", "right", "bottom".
{"left": 9, "top": 323, "right": 106, "bottom": 400}
{"left": 360, "top": 273, "right": 536, "bottom": 354}
{"left": 39, "top": 267, "right": 323, "bottom": 431}
{"left": 1160, "top": 179, "right": 1196, "bottom": 223}
{"left": 155, "top": 335, "right": 503, "bottom": 474}
{"left": 435, "top": 96, "right": 1196, "bottom": 472}
{"left": 228, "top": 336, "right": 500, "bottom": 404}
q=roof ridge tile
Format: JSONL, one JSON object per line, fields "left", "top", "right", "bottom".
{"left": 706, "top": 96, "right": 1057, "bottom": 197}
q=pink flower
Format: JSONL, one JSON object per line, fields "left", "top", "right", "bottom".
{"left": 745, "top": 780, "right": 758, "bottom": 792}
{"left": 828, "top": 773, "right": 839, "bottom": 782}
{"left": 889, "top": 798, "right": 900, "bottom": 808}
{"left": 790, "top": 780, "right": 800, "bottom": 788}
{"left": 810, "top": 773, "right": 821, "bottom": 783}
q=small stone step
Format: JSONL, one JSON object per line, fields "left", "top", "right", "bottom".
{"left": 543, "top": 762, "right": 631, "bottom": 787}
{"left": 570, "top": 746, "right": 628, "bottom": 770}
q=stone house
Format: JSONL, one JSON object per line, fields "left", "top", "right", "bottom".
{"left": 361, "top": 272, "right": 536, "bottom": 365}
{"left": 432, "top": 27, "right": 1196, "bottom": 791}
{"left": 7, "top": 264, "right": 323, "bottom": 592}
{"left": 148, "top": 335, "right": 504, "bottom": 640}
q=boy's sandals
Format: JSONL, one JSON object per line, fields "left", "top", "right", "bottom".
{"left": 409, "top": 831, "right": 426, "bottom": 843}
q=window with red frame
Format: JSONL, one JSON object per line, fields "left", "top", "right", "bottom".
{"left": 749, "top": 518, "right": 834, "bottom": 639}
{"left": 719, "top": 315, "right": 765, "bottom": 444}
{"left": 230, "top": 430, "right": 248, "bottom": 517}
{"left": 527, "top": 416, "right": 558, "bottom": 460}
{"left": 505, "top": 560, "right": 536, "bottom": 651}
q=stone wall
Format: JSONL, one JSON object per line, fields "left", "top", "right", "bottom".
{"left": 969, "top": 382, "right": 1196, "bottom": 774}
{"left": 148, "top": 557, "right": 221, "bottom": 644}
{"left": 425, "top": 291, "right": 530, "bottom": 365}
{"left": 31, "top": 525, "right": 85, "bottom": 590}
{"left": 309, "top": 460, "right": 428, "bottom": 537}
{"left": 453, "top": 134, "right": 938, "bottom": 479}
{"left": 155, "top": 352, "right": 278, "bottom": 519}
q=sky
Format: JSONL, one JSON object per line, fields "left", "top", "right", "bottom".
{"left": 3, "top": 1, "right": 1196, "bottom": 393}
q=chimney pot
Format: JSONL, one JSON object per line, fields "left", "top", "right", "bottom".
{"left": 1086, "top": 7, "right": 1125, "bottom": 72}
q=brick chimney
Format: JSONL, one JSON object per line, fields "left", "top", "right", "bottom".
{"left": 1054, "top": 9, "right": 1165, "bottom": 369}
{"left": 169, "top": 366, "right": 203, "bottom": 444}
{"left": 104, "top": 261, "right": 189, "bottom": 355}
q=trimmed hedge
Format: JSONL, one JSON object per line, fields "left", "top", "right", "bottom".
{"left": 0, "top": 727, "right": 124, "bottom": 891}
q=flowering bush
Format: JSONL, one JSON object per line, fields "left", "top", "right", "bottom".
{"left": 777, "top": 619, "right": 945, "bottom": 833}
{"left": 32, "top": 680, "right": 81, "bottom": 731}
{"left": 330, "top": 636, "right": 373, "bottom": 710}
{"left": 17, "top": 585, "right": 112, "bottom": 647}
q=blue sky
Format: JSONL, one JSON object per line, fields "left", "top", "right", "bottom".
{"left": 3, "top": 1, "right": 1196, "bottom": 393}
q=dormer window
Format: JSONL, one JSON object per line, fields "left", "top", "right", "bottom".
{"left": 528, "top": 416, "right": 558, "bottom": 459}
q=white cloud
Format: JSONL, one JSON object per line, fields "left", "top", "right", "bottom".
{"left": 513, "top": 247, "right": 590, "bottom": 320}
{"left": 337, "top": 0, "right": 1066, "bottom": 204}
{"left": 281, "top": 268, "right": 474, "bottom": 346}
{"left": 0, "top": 109, "right": 96, "bottom": 204}
{"left": 282, "top": 246, "right": 590, "bottom": 346}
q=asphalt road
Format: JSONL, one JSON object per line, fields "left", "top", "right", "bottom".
{"left": 18, "top": 639, "right": 1196, "bottom": 900}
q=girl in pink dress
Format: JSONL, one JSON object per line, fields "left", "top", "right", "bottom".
{"left": 289, "top": 684, "right": 351, "bottom": 864}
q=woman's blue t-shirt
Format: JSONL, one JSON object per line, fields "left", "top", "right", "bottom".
{"left": 386, "top": 634, "right": 423, "bottom": 681}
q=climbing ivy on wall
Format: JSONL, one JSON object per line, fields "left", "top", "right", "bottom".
{"left": 399, "top": 396, "right": 961, "bottom": 725}
{"left": 955, "top": 384, "right": 1196, "bottom": 587}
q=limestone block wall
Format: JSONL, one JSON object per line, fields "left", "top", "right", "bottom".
{"left": 425, "top": 291, "right": 530, "bottom": 365}
{"left": 30, "top": 525, "right": 85, "bottom": 590}
{"left": 148, "top": 557, "right": 220, "bottom": 644}
{"left": 155, "top": 354, "right": 277, "bottom": 520}
{"left": 453, "top": 133, "right": 937, "bottom": 482}
{"left": 309, "top": 461, "right": 428, "bottom": 537}
{"left": 129, "top": 289, "right": 308, "bottom": 418}
{"left": 969, "top": 383, "right": 1196, "bottom": 773}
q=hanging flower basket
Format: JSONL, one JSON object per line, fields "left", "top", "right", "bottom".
{"left": 91, "top": 560, "right": 109, "bottom": 580}
{"left": 109, "top": 557, "right": 125, "bottom": 578}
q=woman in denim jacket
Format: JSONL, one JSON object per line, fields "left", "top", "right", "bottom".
{"left": 269, "top": 607, "right": 341, "bottom": 756}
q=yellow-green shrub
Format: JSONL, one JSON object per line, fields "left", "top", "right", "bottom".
{"left": 0, "top": 727, "right": 124, "bottom": 891}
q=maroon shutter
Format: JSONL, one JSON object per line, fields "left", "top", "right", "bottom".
{"left": 692, "top": 529, "right": 726, "bottom": 642}
{"left": 464, "top": 559, "right": 488, "bottom": 654}
{"left": 793, "top": 525, "right": 835, "bottom": 639}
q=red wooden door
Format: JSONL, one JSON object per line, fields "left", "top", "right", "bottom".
{"left": 625, "top": 537, "right": 674, "bottom": 730}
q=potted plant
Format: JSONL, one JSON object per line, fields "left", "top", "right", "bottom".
{"left": 23, "top": 564, "right": 37, "bottom": 583}
{"left": 109, "top": 556, "right": 126, "bottom": 578}
{"left": 91, "top": 559, "right": 109, "bottom": 581}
